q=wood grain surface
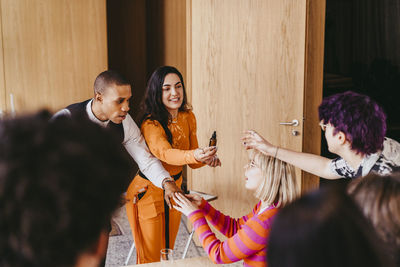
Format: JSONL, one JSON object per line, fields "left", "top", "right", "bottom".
{"left": 0, "top": 0, "right": 107, "bottom": 114}
{"left": 187, "top": 0, "right": 320, "bottom": 225}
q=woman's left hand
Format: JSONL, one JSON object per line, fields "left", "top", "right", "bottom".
{"left": 194, "top": 146, "right": 217, "bottom": 162}
{"left": 172, "top": 192, "right": 199, "bottom": 216}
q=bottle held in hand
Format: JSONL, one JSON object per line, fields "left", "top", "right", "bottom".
{"left": 209, "top": 131, "right": 217, "bottom": 146}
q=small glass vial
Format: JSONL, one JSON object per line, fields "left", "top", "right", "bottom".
{"left": 209, "top": 131, "right": 217, "bottom": 146}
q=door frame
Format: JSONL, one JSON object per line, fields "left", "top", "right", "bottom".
{"left": 301, "top": 0, "right": 326, "bottom": 192}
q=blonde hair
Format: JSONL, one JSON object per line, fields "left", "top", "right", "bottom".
{"left": 251, "top": 150, "right": 299, "bottom": 207}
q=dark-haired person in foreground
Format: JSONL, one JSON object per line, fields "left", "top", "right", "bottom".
{"left": 267, "top": 186, "right": 389, "bottom": 267}
{"left": 242, "top": 91, "right": 400, "bottom": 180}
{"left": 0, "top": 111, "right": 132, "bottom": 267}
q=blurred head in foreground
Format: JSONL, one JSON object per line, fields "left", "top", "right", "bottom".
{"left": 0, "top": 111, "right": 132, "bottom": 267}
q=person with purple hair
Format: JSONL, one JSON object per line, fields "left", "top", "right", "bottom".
{"left": 241, "top": 91, "right": 400, "bottom": 180}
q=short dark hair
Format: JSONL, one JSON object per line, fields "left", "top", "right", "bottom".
{"left": 139, "top": 66, "right": 190, "bottom": 144}
{"left": 0, "top": 111, "right": 132, "bottom": 267}
{"left": 318, "top": 91, "right": 386, "bottom": 155}
{"left": 94, "top": 70, "right": 130, "bottom": 94}
{"left": 267, "top": 186, "right": 388, "bottom": 267}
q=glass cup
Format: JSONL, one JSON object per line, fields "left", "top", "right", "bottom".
{"left": 160, "top": 248, "right": 174, "bottom": 264}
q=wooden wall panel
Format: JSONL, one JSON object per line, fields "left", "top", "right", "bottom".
{"left": 161, "top": 0, "right": 187, "bottom": 80}
{"left": 185, "top": 0, "right": 192, "bottom": 103}
{"left": 146, "top": 0, "right": 187, "bottom": 81}
{"left": 107, "top": 0, "right": 147, "bottom": 118}
{"left": 188, "top": 0, "right": 308, "bottom": 219}
{"left": 107, "top": 0, "right": 187, "bottom": 119}
{"left": 0, "top": 0, "right": 108, "bottom": 114}
{"left": 0, "top": 4, "right": 5, "bottom": 118}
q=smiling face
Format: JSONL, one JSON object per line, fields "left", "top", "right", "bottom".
{"left": 162, "top": 73, "right": 184, "bottom": 117}
{"left": 98, "top": 84, "right": 132, "bottom": 124}
{"left": 244, "top": 157, "right": 264, "bottom": 192}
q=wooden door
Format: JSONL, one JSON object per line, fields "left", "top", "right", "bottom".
{"left": 0, "top": 9, "right": 5, "bottom": 119}
{"left": 0, "top": 0, "right": 108, "bottom": 115}
{"left": 187, "top": 0, "right": 325, "bottom": 220}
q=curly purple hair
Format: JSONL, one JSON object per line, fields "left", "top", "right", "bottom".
{"left": 318, "top": 91, "right": 386, "bottom": 155}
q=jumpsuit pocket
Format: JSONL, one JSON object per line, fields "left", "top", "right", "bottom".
{"left": 137, "top": 186, "right": 165, "bottom": 220}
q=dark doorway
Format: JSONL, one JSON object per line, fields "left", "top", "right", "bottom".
{"left": 321, "top": 0, "right": 400, "bottom": 186}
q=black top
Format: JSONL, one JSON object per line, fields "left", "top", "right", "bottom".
{"left": 66, "top": 99, "right": 124, "bottom": 143}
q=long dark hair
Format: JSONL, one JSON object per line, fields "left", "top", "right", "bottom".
{"left": 139, "top": 66, "right": 190, "bottom": 143}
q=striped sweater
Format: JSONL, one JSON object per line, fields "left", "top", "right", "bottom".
{"left": 188, "top": 199, "right": 278, "bottom": 267}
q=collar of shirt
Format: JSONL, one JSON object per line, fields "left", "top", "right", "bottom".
{"left": 360, "top": 153, "right": 380, "bottom": 176}
{"left": 257, "top": 203, "right": 276, "bottom": 215}
{"left": 344, "top": 152, "right": 380, "bottom": 177}
{"left": 86, "top": 99, "right": 110, "bottom": 128}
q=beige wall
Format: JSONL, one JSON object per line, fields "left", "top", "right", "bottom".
{"left": 0, "top": 8, "right": 5, "bottom": 118}
{"left": 0, "top": 0, "right": 108, "bottom": 115}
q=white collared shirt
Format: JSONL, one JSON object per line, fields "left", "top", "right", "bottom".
{"left": 53, "top": 99, "right": 169, "bottom": 188}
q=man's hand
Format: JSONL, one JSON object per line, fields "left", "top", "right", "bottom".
{"left": 203, "top": 155, "right": 222, "bottom": 167}
{"left": 163, "top": 180, "right": 182, "bottom": 209}
{"left": 184, "top": 193, "right": 203, "bottom": 206}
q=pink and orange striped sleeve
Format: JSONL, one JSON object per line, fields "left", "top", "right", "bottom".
{"left": 188, "top": 200, "right": 278, "bottom": 265}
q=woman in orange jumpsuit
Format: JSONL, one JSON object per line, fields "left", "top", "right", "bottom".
{"left": 125, "top": 66, "right": 221, "bottom": 263}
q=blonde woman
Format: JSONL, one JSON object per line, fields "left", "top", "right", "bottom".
{"left": 173, "top": 150, "right": 299, "bottom": 267}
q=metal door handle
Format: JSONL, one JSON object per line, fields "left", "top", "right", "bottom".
{"left": 279, "top": 119, "right": 299, "bottom": 127}
{"left": 10, "top": 93, "right": 16, "bottom": 118}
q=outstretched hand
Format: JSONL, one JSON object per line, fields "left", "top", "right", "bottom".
{"left": 194, "top": 146, "right": 218, "bottom": 163}
{"left": 184, "top": 193, "right": 203, "bottom": 206}
{"left": 241, "top": 130, "right": 275, "bottom": 156}
{"left": 172, "top": 192, "right": 200, "bottom": 216}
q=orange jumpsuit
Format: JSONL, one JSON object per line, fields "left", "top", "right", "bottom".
{"left": 125, "top": 110, "right": 204, "bottom": 263}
